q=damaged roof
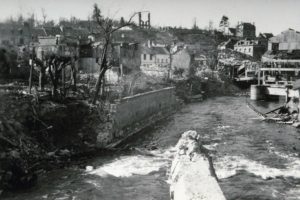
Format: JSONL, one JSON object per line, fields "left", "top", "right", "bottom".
{"left": 229, "top": 28, "right": 236, "bottom": 35}
{"left": 269, "top": 29, "right": 300, "bottom": 43}
{"left": 43, "top": 26, "right": 62, "bottom": 36}
{"left": 32, "top": 28, "right": 47, "bottom": 37}
{"left": 259, "top": 33, "right": 273, "bottom": 39}
{"left": 263, "top": 50, "right": 300, "bottom": 60}
{"left": 141, "top": 46, "right": 169, "bottom": 55}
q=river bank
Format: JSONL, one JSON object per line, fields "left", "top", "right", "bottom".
{"left": 0, "top": 85, "right": 179, "bottom": 194}
{"left": 1, "top": 73, "right": 237, "bottom": 193}
{"left": 2, "top": 96, "right": 300, "bottom": 200}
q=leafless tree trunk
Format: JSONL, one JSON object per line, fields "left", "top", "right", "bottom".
{"left": 71, "top": 59, "right": 77, "bottom": 91}
{"left": 92, "top": 38, "right": 109, "bottom": 104}
{"left": 91, "top": 4, "right": 137, "bottom": 104}
{"left": 61, "top": 66, "right": 66, "bottom": 97}
{"left": 29, "top": 61, "right": 33, "bottom": 94}
{"left": 39, "top": 67, "right": 45, "bottom": 91}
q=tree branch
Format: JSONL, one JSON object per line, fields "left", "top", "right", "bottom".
{"left": 111, "top": 12, "right": 137, "bottom": 33}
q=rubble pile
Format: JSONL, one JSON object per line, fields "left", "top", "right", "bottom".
{"left": 169, "top": 130, "right": 226, "bottom": 200}
{"left": 0, "top": 90, "right": 110, "bottom": 192}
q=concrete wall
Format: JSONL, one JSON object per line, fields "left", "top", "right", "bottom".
{"left": 111, "top": 87, "right": 176, "bottom": 130}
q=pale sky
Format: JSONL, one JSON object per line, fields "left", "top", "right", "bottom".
{"left": 0, "top": 0, "right": 299, "bottom": 35}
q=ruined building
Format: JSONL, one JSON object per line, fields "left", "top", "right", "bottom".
{"left": 0, "top": 22, "right": 32, "bottom": 46}
{"left": 138, "top": 12, "right": 151, "bottom": 29}
{"left": 234, "top": 39, "right": 266, "bottom": 59}
{"left": 260, "top": 29, "right": 300, "bottom": 86}
{"left": 218, "top": 15, "right": 236, "bottom": 36}
{"left": 236, "top": 22, "right": 256, "bottom": 39}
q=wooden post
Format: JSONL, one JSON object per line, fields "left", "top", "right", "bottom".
{"left": 286, "top": 88, "right": 289, "bottom": 103}
{"left": 29, "top": 59, "right": 33, "bottom": 94}
{"left": 62, "top": 66, "right": 66, "bottom": 97}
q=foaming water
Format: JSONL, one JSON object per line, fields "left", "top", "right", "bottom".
{"left": 214, "top": 154, "right": 300, "bottom": 180}
{"left": 3, "top": 97, "right": 300, "bottom": 200}
{"left": 89, "top": 148, "right": 175, "bottom": 178}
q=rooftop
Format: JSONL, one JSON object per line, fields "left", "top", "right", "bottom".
{"left": 263, "top": 49, "right": 300, "bottom": 60}
{"left": 141, "top": 46, "right": 169, "bottom": 55}
{"left": 269, "top": 29, "right": 300, "bottom": 43}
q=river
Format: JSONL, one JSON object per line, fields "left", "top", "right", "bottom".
{"left": 3, "top": 96, "right": 300, "bottom": 200}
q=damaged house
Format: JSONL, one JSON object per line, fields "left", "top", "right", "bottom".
{"left": 171, "top": 46, "right": 209, "bottom": 79}
{"left": 218, "top": 38, "right": 238, "bottom": 50}
{"left": 234, "top": 39, "right": 266, "bottom": 60}
{"left": 260, "top": 29, "right": 300, "bottom": 86}
{"left": 140, "top": 41, "right": 170, "bottom": 78}
{"left": 236, "top": 22, "right": 256, "bottom": 39}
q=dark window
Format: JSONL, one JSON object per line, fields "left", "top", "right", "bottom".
{"left": 143, "top": 54, "right": 147, "bottom": 60}
{"left": 272, "top": 43, "right": 279, "bottom": 51}
{"left": 19, "top": 38, "right": 24, "bottom": 45}
{"left": 150, "top": 54, "right": 153, "bottom": 60}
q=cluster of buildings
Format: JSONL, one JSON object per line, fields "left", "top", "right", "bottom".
{"left": 217, "top": 15, "right": 300, "bottom": 89}
{"left": 139, "top": 40, "right": 209, "bottom": 80}
{"left": 218, "top": 16, "right": 272, "bottom": 60}
{"left": 0, "top": 18, "right": 209, "bottom": 84}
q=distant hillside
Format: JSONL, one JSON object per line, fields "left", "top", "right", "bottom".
{"left": 113, "top": 27, "right": 176, "bottom": 44}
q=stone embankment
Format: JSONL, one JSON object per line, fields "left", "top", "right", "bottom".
{"left": 169, "top": 130, "right": 226, "bottom": 200}
{"left": 0, "top": 87, "right": 178, "bottom": 192}
{"left": 103, "top": 87, "right": 178, "bottom": 148}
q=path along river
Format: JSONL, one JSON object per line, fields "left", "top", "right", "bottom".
{"left": 3, "top": 96, "right": 300, "bottom": 200}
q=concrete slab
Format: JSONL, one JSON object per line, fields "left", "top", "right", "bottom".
{"left": 169, "top": 130, "right": 226, "bottom": 200}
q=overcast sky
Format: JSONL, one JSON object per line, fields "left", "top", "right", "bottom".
{"left": 0, "top": 0, "right": 299, "bottom": 35}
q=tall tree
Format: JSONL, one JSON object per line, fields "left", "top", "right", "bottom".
{"left": 92, "top": 4, "right": 136, "bottom": 104}
{"left": 41, "top": 8, "right": 47, "bottom": 25}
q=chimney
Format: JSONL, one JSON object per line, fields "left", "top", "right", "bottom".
{"left": 148, "top": 13, "right": 151, "bottom": 28}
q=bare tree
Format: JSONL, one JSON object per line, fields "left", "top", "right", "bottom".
{"left": 192, "top": 17, "right": 199, "bottom": 30}
{"left": 92, "top": 4, "right": 137, "bottom": 104}
{"left": 41, "top": 8, "right": 47, "bottom": 25}
{"left": 33, "top": 57, "right": 47, "bottom": 91}
{"left": 46, "top": 55, "right": 71, "bottom": 98}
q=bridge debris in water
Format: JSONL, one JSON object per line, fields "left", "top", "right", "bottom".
{"left": 169, "top": 130, "right": 226, "bottom": 200}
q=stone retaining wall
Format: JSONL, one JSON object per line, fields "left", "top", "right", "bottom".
{"left": 111, "top": 87, "right": 176, "bottom": 130}
{"left": 101, "top": 87, "right": 177, "bottom": 147}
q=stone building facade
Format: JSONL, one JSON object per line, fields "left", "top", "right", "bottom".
{"left": 234, "top": 39, "right": 266, "bottom": 59}
{"left": 236, "top": 22, "right": 256, "bottom": 39}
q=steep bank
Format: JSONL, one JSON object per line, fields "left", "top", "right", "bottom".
{"left": 0, "top": 91, "right": 104, "bottom": 191}
{"left": 0, "top": 86, "right": 179, "bottom": 193}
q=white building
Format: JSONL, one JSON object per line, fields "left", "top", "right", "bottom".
{"left": 140, "top": 42, "right": 170, "bottom": 78}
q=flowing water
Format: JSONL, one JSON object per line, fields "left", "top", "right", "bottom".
{"left": 3, "top": 96, "right": 300, "bottom": 200}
